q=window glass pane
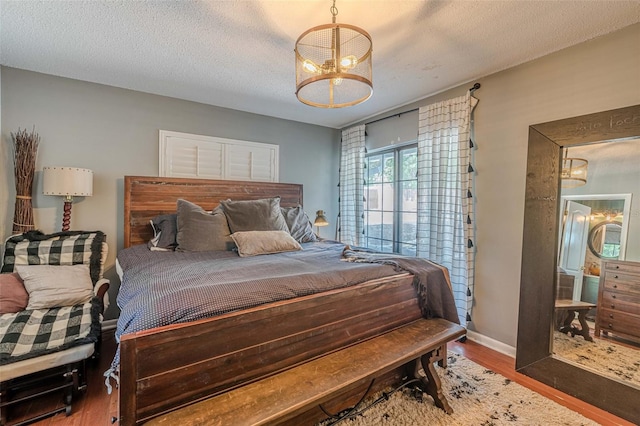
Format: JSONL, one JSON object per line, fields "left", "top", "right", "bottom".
{"left": 366, "top": 238, "right": 382, "bottom": 252}
{"left": 381, "top": 183, "right": 394, "bottom": 212}
{"left": 383, "top": 152, "right": 395, "bottom": 183}
{"left": 380, "top": 240, "right": 394, "bottom": 253}
{"left": 399, "top": 181, "right": 417, "bottom": 213}
{"left": 382, "top": 212, "right": 394, "bottom": 242}
{"left": 366, "top": 184, "right": 382, "bottom": 210}
{"left": 399, "top": 243, "right": 416, "bottom": 257}
{"left": 368, "top": 154, "right": 383, "bottom": 183}
{"left": 400, "top": 147, "right": 417, "bottom": 180}
{"left": 399, "top": 212, "right": 417, "bottom": 244}
{"left": 365, "top": 211, "right": 382, "bottom": 239}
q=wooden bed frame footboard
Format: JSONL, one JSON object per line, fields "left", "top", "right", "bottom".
{"left": 119, "top": 273, "right": 421, "bottom": 425}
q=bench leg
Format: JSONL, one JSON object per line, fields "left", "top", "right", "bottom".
{"left": 576, "top": 309, "right": 593, "bottom": 342}
{"left": 419, "top": 351, "right": 453, "bottom": 414}
{"left": 408, "top": 350, "right": 453, "bottom": 415}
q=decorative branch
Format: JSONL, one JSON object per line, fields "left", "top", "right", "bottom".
{"left": 12, "top": 127, "right": 40, "bottom": 234}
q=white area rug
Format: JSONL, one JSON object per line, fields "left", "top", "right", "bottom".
{"left": 553, "top": 330, "right": 640, "bottom": 388}
{"left": 320, "top": 353, "right": 598, "bottom": 426}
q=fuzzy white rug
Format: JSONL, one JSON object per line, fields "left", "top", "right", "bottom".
{"left": 553, "top": 330, "right": 640, "bottom": 388}
{"left": 319, "top": 353, "right": 598, "bottom": 426}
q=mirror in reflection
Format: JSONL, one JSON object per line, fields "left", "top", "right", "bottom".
{"left": 588, "top": 221, "right": 623, "bottom": 259}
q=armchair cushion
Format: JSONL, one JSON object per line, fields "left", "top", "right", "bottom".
{"left": 0, "top": 273, "right": 29, "bottom": 314}
{"left": 2, "top": 230, "right": 106, "bottom": 284}
{"left": 16, "top": 264, "right": 94, "bottom": 310}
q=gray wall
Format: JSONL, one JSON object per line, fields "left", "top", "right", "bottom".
{"left": 2, "top": 23, "right": 638, "bottom": 348}
{"left": 0, "top": 69, "right": 340, "bottom": 319}
{"left": 347, "top": 23, "right": 640, "bottom": 348}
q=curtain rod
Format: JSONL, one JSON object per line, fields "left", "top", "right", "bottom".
{"left": 364, "top": 82, "right": 481, "bottom": 126}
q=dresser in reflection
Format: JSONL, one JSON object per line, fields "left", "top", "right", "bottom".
{"left": 595, "top": 260, "right": 640, "bottom": 343}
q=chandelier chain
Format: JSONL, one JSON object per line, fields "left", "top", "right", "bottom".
{"left": 330, "top": 0, "right": 338, "bottom": 23}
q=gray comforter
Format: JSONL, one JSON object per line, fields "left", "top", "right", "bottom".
{"left": 105, "top": 240, "right": 459, "bottom": 388}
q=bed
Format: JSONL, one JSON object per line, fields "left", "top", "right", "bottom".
{"left": 113, "top": 176, "right": 462, "bottom": 425}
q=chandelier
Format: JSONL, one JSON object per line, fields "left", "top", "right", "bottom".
{"left": 295, "top": 0, "right": 373, "bottom": 108}
{"left": 561, "top": 148, "right": 588, "bottom": 188}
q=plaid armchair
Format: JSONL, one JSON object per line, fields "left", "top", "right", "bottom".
{"left": 0, "top": 230, "right": 109, "bottom": 425}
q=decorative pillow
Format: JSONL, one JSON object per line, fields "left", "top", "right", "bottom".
{"left": 221, "top": 197, "right": 289, "bottom": 233}
{"left": 1, "top": 230, "right": 106, "bottom": 285}
{"left": 148, "top": 213, "right": 178, "bottom": 251}
{"left": 231, "top": 230, "right": 302, "bottom": 257}
{"left": 16, "top": 264, "right": 94, "bottom": 309}
{"left": 0, "top": 272, "right": 29, "bottom": 314}
{"left": 281, "top": 206, "right": 318, "bottom": 243}
{"left": 176, "top": 199, "right": 234, "bottom": 252}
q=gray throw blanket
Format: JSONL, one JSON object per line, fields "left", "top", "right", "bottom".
{"left": 341, "top": 246, "right": 460, "bottom": 324}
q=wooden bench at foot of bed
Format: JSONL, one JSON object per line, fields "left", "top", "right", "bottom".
{"left": 146, "top": 318, "right": 465, "bottom": 426}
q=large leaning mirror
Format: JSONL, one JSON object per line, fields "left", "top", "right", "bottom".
{"left": 516, "top": 104, "right": 640, "bottom": 423}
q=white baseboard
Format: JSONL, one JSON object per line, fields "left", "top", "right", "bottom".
{"left": 466, "top": 330, "right": 516, "bottom": 358}
{"left": 102, "top": 319, "right": 118, "bottom": 331}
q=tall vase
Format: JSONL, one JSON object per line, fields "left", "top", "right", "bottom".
{"left": 12, "top": 128, "right": 40, "bottom": 235}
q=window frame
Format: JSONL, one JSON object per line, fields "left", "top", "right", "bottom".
{"left": 364, "top": 142, "right": 418, "bottom": 255}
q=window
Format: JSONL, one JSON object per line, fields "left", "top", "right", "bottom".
{"left": 364, "top": 144, "right": 417, "bottom": 255}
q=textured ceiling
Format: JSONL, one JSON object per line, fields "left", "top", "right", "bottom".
{"left": 1, "top": 1, "right": 639, "bottom": 129}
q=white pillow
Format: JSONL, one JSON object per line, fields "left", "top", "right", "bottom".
{"left": 16, "top": 264, "right": 94, "bottom": 309}
{"left": 231, "top": 230, "right": 302, "bottom": 257}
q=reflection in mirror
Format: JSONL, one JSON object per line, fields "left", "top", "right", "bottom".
{"left": 553, "top": 140, "right": 640, "bottom": 391}
{"left": 516, "top": 105, "right": 640, "bottom": 423}
{"left": 588, "top": 221, "right": 623, "bottom": 259}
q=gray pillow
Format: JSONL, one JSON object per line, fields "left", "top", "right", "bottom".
{"left": 281, "top": 206, "right": 318, "bottom": 243}
{"left": 220, "top": 197, "right": 289, "bottom": 233}
{"left": 148, "top": 213, "right": 178, "bottom": 251}
{"left": 176, "top": 199, "right": 233, "bottom": 252}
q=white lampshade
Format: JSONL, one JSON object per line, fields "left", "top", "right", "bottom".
{"left": 43, "top": 167, "right": 93, "bottom": 197}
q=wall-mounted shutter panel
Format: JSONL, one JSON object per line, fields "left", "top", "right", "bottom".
{"left": 160, "top": 130, "right": 278, "bottom": 182}
{"left": 225, "top": 144, "right": 276, "bottom": 182}
{"left": 163, "top": 135, "right": 224, "bottom": 179}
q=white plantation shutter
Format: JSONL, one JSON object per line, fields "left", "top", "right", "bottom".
{"left": 159, "top": 130, "right": 278, "bottom": 182}
{"left": 225, "top": 143, "right": 277, "bottom": 182}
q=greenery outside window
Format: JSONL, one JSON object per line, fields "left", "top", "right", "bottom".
{"left": 364, "top": 144, "right": 417, "bottom": 255}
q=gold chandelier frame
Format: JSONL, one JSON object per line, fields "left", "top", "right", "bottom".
{"left": 294, "top": 1, "right": 373, "bottom": 108}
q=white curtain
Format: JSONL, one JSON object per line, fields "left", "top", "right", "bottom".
{"left": 416, "top": 93, "right": 478, "bottom": 326}
{"left": 339, "top": 124, "right": 366, "bottom": 246}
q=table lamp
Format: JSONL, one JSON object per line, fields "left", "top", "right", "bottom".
{"left": 43, "top": 167, "right": 93, "bottom": 231}
{"left": 314, "top": 210, "right": 329, "bottom": 237}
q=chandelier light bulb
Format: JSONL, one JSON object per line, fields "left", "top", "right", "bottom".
{"left": 302, "top": 59, "right": 321, "bottom": 74}
{"left": 340, "top": 55, "right": 358, "bottom": 70}
{"left": 332, "top": 77, "right": 343, "bottom": 86}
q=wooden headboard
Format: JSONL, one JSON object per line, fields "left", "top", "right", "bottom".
{"left": 124, "top": 176, "right": 304, "bottom": 248}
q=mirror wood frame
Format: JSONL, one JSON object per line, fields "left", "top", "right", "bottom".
{"left": 516, "top": 104, "right": 640, "bottom": 423}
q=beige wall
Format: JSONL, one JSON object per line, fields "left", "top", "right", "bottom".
{"left": 0, "top": 71, "right": 340, "bottom": 319}
{"left": 350, "top": 23, "right": 640, "bottom": 347}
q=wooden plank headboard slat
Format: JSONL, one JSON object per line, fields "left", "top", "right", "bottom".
{"left": 124, "top": 176, "right": 304, "bottom": 248}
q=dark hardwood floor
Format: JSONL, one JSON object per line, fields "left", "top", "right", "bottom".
{"left": 6, "top": 330, "right": 633, "bottom": 425}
